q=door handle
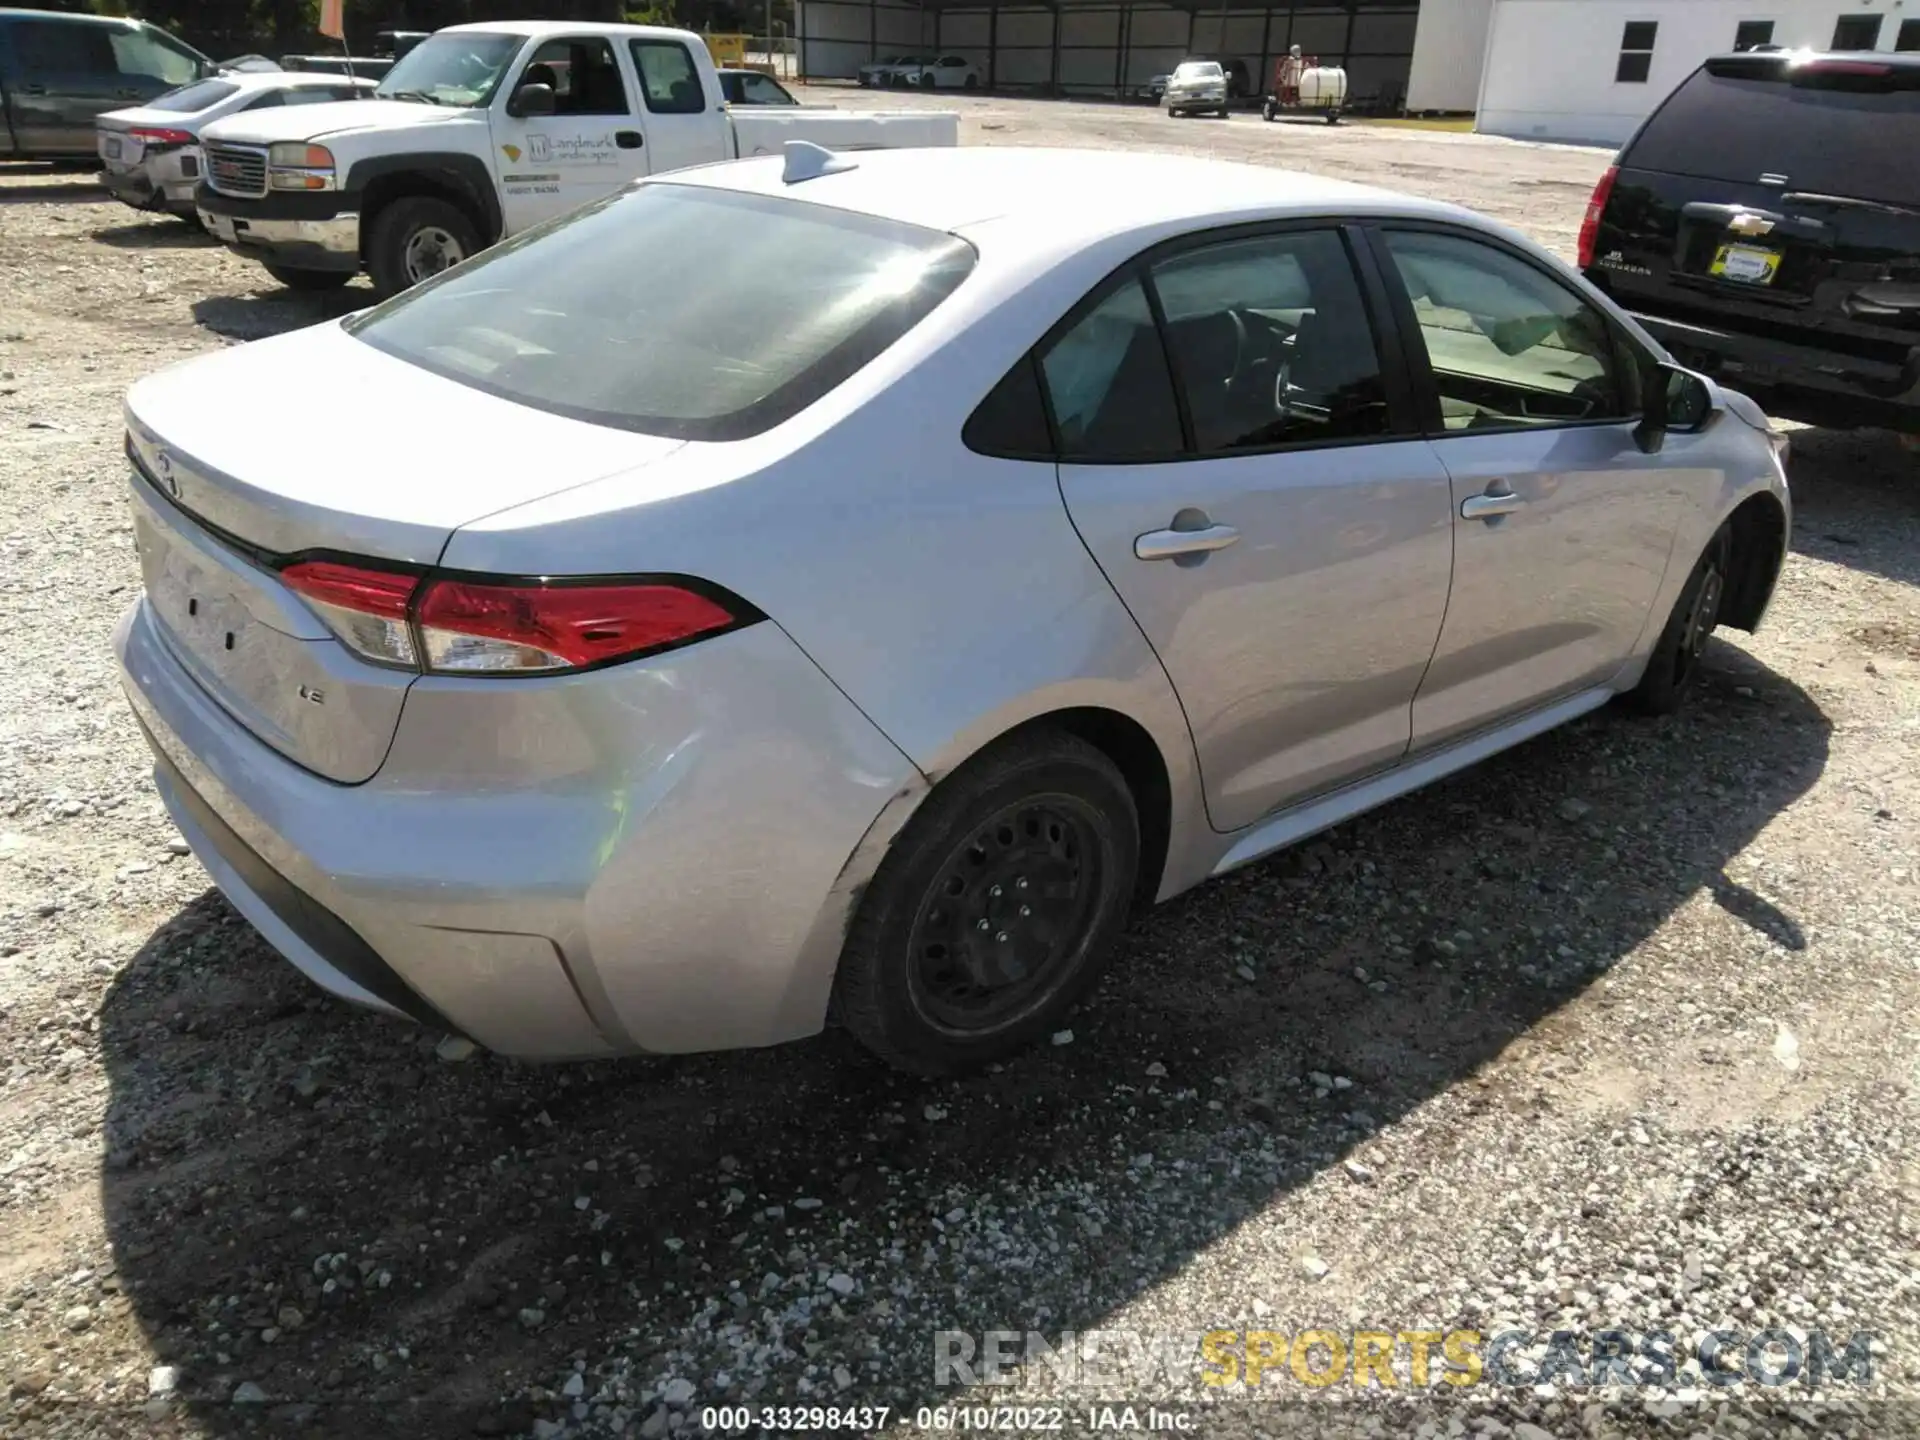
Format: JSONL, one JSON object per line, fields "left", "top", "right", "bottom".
{"left": 1134, "top": 523, "right": 1240, "bottom": 561}
{"left": 614, "top": 130, "right": 643, "bottom": 148}
{"left": 1460, "top": 486, "right": 1525, "bottom": 522}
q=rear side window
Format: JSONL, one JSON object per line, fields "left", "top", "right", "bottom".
{"left": 1038, "top": 277, "right": 1184, "bottom": 460}
{"left": 151, "top": 78, "right": 240, "bottom": 112}
{"left": 1627, "top": 63, "right": 1920, "bottom": 206}
{"left": 630, "top": 39, "right": 705, "bottom": 113}
{"left": 347, "top": 183, "right": 976, "bottom": 442}
{"left": 10, "top": 19, "right": 113, "bottom": 74}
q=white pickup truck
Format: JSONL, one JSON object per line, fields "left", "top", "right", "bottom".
{"left": 194, "top": 21, "right": 958, "bottom": 296}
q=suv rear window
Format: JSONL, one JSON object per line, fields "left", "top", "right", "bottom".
{"left": 347, "top": 183, "right": 976, "bottom": 442}
{"left": 1626, "top": 58, "right": 1919, "bottom": 206}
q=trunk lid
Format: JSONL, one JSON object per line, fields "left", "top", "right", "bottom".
{"left": 125, "top": 322, "right": 683, "bottom": 783}
{"left": 1590, "top": 55, "right": 1920, "bottom": 391}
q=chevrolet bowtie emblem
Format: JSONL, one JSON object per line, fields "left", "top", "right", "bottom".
{"left": 1729, "top": 212, "right": 1775, "bottom": 237}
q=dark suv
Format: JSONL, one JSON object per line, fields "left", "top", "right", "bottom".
{"left": 0, "top": 7, "right": 211, "bottom": 160}
{"left": 1580, "top": 50, "right": 1920, "bottom": 433}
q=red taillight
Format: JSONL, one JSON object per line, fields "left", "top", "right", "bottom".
{"left": 1577, "top": 164, "right": 1618, "bottom": 272}
{"left": 415, "top": 579, "right": 739, "bottom": 674}
{"left": 281, "top": 560, "right": 422, "bottom": 668}
{"left": 128, "top": 126, "right": 195, "bottom": 145}
{"left": 278, "top": 558, "right": 747, "bottom": 676}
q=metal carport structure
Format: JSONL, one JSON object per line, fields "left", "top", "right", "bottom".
{"left": 795, "top": 0, "right": 1420, "bottom": 111}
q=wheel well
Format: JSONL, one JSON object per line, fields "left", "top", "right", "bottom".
{"left": 1721, "top": 493, "right": 1788, "bottom": 632}
{"left": 359, "top": 172, "right": 496, "bottom": 256}
{"left": 1003, "top": 707, "right": 1173, "bottom": 909}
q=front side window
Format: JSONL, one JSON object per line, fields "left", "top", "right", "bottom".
{"left": 374, "top": 30, "right": 521, "bottom": 107}
{"left": 630, "top": 39, "right": 706, "bottom": 114}
{"left": 1381, "top": 229, "right": 1628, "bottom": 431}
{"left": 1038, "top": 277, "right": 1184, "bottom": 460}
{"left": 347, "top": 183, "right": 975, "bottom": 442}
{"left": 110, "top": 26, "right": 203, "bottom": 86}
{"left": 1150, "top": 230, "right": 1391, "bottom": 452}
{"left": 520, "top": 37, "right": 629, "bottom": 115}
{"left": 1616, "top": 21, "right": 1657, "bottom": 83}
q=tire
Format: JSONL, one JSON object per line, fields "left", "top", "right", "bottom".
{"left": 965, "top": 74, "right": 979, "bottom": 90}
{"left": 1325, "top": 108, "right": 1341, "bottom": 124}
{"left": 365, "top": 194, "right": 481, "bottom": 300}
{"left": 262, "top": 263, "right": 352, "bottom": 292}
{"left": 1624, "top": 525, "right": 1732, "bottom": 715}
{"left": 833, "top": 730, "right": 1141, "bottom": 1076}
{"left": 1263, "top": 101, "right": 1277, "bottom": 121}
{"left": 1167, "top": 106, "right": 1181, "bottom": 118}
{"left": 920, "top": 72, "right": 936, "bottom": 90}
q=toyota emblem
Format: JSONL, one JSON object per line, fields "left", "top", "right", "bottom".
{"left": 155, "top": 449, "right": 180, "bottom": 498}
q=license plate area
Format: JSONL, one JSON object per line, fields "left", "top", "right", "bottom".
{"left": 100, "top": 135, "right": 121, "bottom": 159}
{"left": 203, "top": 211, "right": 237, "bottom": 243}
{"left": 1710, "top": 242, "right": 1781, "bottom": 286}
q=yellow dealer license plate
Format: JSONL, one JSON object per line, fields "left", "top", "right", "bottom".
{"left": 1710, "top": 243, "right": 1781, "bottom": 285}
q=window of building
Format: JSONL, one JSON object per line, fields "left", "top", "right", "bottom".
{"left": 1830, "top": 14, "right": 1883, "bottom": 50}
{"left": 1616, "top": 21, "right": 1658, "bottom": 84}
{"left": 1732, "top": 20, "right": 1775, "bottom": 51}
{"left": 1895, "top": 18, "right": 1920, "bottom": 50}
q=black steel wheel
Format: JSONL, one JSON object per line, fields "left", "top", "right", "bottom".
{"left": 1625, "top": 525, "right": 1731, "bottom": 715}
{"left": 833, "top": 731, "right": 1140, "bottom": 1074}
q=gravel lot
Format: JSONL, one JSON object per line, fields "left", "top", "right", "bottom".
{"left": 3, "top": 90, "right": 1919, "bottom": 1440}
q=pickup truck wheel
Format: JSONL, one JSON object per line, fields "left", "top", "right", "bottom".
{"left": 262, "top": 263, "right": 352, "bottom": 292}
{"left": 920, "top": 72, "right": 936, "bottom": 89}
{"left": 367, "top": 196, "right": 480, "bottom": 299}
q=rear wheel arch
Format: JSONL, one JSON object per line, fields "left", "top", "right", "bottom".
{"left": 922, "top": 707, "right": 1174, "bottom": 909}
{"left": 1720, "top": 491, "right": 1788, "bottom": 632}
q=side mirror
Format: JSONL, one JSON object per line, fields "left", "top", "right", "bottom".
{"left": 1633, "top": 362, "right": 1714, "bottom": 454}
{"left": 508, "top": 81, "right": 556, "bottom": 118}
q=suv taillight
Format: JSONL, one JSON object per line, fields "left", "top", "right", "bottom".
{"left": 280, "top": 559, "right": 755, "bottom": 676}
{"left": 1577, "top": 164, "right": 1618, "bottom": 272}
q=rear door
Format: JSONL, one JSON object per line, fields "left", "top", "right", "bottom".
{"left": 1589, "top": 56, "right": 1920, "bottom": 387}
{"left": 1050, "top": 225, "right": 1457, "bottom": 832}
{"left": 2, "top": 17, "right": 118, "bottom": 154}
{"left": 625, "top": 35, "right": 719, "bottom": 174}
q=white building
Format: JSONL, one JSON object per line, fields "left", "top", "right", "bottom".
{"left": 793, "top": 0, "right": 1918, "bottom": 143}
{"left": 1477, "top": 0, "right": 1920, "bottom": 144}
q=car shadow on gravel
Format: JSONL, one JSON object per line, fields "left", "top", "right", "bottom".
{"left": 88, "top": 650, "right": 1828, "bottom": 1438}
{"left": 191, "top": 290, "right": 375, "bottom": 343}
{"left": 1784, "top": 426, "right": 1920, "bottom": 588}
{"left": 92, "top": 220, "right": 216, "bottom": 250}
{"left": 0, "top": 182, "right": 112, "bottom": 205}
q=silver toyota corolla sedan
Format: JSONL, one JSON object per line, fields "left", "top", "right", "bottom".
{"left": 115, "top": 145, "right": 1790, "bottom": 1075}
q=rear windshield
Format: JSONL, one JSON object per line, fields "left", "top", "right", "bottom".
{"left": 347, "top": 183, "right": 976, "bottom": 442}
{"left": 1176, "top": 62, "right": 1223, "bottom": 78}
{"left": 149, "top": 79, "right": 240, "bottom": 112}
{"left": 1627, "top": 62, "right": 1920, "bottom": 206}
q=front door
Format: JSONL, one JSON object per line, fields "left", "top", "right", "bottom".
{"left": 1051, "top": 227, "right": 1456, "bottom": 833}
{"left": 490, "top": 34, "right": 647, "bottom": 234}
{"left": 1369, "top": 226, "right": 1689, "bottom": 749}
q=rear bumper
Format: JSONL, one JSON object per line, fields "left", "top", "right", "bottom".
{"left": 114, "top": 594, "right": 922, "bottom": 1059}
{"left": 1632, "top": 309, "right": 1920, "bottom": 432}
{"left": 195, "top": 185, "right": 362, "bottom": 273}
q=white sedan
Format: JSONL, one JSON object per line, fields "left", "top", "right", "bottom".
{"left": 97, "top": 70, "right": 375, "bottom": 221}
{"left": 898, "top": 54, "right": 981, "bottom": 90}
{"left": 116, "top": 144, "right": 1787, "bottom": 1074}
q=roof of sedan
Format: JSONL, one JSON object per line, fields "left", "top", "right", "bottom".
{"left": 664, "top": 145, "right": 1468, "bottom": 240}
